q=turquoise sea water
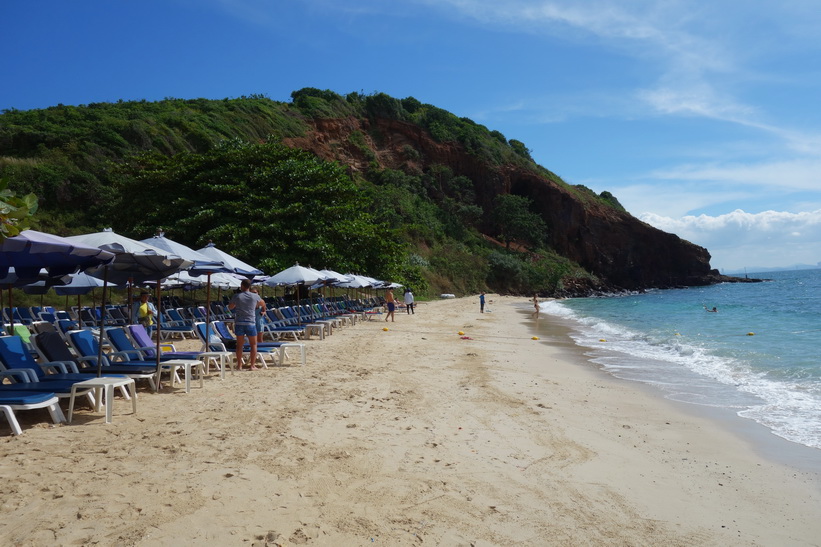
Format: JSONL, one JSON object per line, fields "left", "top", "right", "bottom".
{"left": 541, "top": 269, "right": 821, "bottom": 450}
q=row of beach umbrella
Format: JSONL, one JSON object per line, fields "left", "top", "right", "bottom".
{"left": 0, "top": 228, "right": 399, "bottom": 384}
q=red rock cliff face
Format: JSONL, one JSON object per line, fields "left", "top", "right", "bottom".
{"left": 284, "top": 117, "right": 714, "bottom": 290}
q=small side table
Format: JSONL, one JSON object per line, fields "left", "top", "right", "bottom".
{"left": 277, "top": 343, "right": 307, "bottom": 367}
{"left": 198, "top": 351, "right": 234, "bottom": 379}
{"left": 67, "top": 377, "right": 137, "bottom": 424}
{"left": 161, "top": 359, "right": 205, "bottom": 393}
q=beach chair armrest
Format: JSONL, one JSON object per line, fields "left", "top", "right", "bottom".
{"left": 49, "top": 360, "right": 81, "bottom": 373}
{"left": 0, "top": 369, "right": 38, "bottom": 383}
{"left": 76, "top": 355, "right": 99, "bottom": 366}
{"left": 109, "top": 349, "right": 143, "bottom": 362}
{"left": 39, "top": 361, "right": 71, "bottom": 374}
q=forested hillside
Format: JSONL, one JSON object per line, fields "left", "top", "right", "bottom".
{"left": 0, "top": 89, "right": 718, "bottom": 296}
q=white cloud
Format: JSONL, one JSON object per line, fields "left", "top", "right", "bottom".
{"left": 639, "top": 209, "right": 821, "bottom": 269}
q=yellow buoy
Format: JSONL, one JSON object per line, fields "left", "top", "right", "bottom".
{"left": 383, "top": 327, "right": 389, "bottom": 332}
{"left": 599, "top": 339, "right": 607, "bottom": 342}
{"left": 747, "top": 332, "right": 755, "bottom": 336}
{"left": 532, "top": 336, "right": 540, "bottom": 340}
{"left": 458, "top": 331, "right": 465, "bottom": 335}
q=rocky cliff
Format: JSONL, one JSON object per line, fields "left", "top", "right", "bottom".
{"left": 285, "top": 116, "right": 724, "bottom": 292}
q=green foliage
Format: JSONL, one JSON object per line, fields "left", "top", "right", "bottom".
{"left": 508, "top": 139, "right": 533, "bottom": 162}
{"left": 0, "top": 90, "right": 611, "bottom": 297}
{"left": 114, "top": 139, "right": 402, "bottom": 279}
{"left": 0, "top": 177, "right": 38, "bottom": 239}
{"left": 290, "top": 88, "right": 356, "bottom": 118}
{"left": 571, "top": 184, "right": 626, "bottom": 212}
{"left": 599, "top": 190, "right": 626, "bottom": 212}
{"left": 492, "top": 194, "right": 547, "bottom": 250}
{"left": 427, "top": 242, "right": 488, "bottom": 295}
{"left": 0, "top": 96, "right": 310, "bottom": 231}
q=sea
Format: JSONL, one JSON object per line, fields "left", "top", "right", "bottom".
{"left": 540, "top": 268, "right": 821, "bottom": 452}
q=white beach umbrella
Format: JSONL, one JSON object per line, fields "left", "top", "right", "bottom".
{"left": 196, "top": 242, "right": 264, "bottom": 278}
{"left": 263, "top": 263, "right": 327, "bottom": 287}
{"left": 334, "top": 274, "right": 373, "bottom": 289}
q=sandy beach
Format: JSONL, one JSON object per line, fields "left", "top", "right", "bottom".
{"left": 2, "top": 295, "right": 821, "bottom": 546}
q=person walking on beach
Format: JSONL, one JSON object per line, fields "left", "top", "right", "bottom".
{"left": 480, "top": 292, "right": 485, "bottom": 313}
{"left": 404, "top": 288, "right": 415, "bottom": 314}
{"left": 533, "top": 293, "right": 540, "bottom": 317}
{"left": 385, "top": 288, "right": 397, "bottom": 322}
{"left": 132, "top": 291, "right": 157, "bottom": 337}
{"left": 228, "top": 279, "right": 264, "bottom": 370}
{"left": 250, "top": 287, "right": 267, "bottom": 343}
{"left": 385, "top": 288, "right": 397, "bottom": 321}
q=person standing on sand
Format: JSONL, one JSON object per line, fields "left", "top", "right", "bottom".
{"left": 404, "top": 288, "right": 415, "bottom": 314}
{"left": 533, "top": 294, "right": 540, "bottom": 317}
{"left": 132, "top": 291, "right": 157, "bottom": 337}
{"left": 228, "top": 279, "right": 264, "bottom": 370}
{"left": 480, "top": 292, "right": 485, "bottom": 313}
{"left": 385, "top": 288, "right": 397, "bottom": 322}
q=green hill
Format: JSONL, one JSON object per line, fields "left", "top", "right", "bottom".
{"left": 0, "top": 89, "right": 716, "bottom": 297}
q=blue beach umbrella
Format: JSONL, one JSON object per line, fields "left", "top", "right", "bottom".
{"left": 66, "top": 229, "right": 191, "bottom": 381}
{"left": 0, "top": 230, "right": 115, "bottom": 282}
{"left": 0, "top": 230, "right": 115, "bottom": 331}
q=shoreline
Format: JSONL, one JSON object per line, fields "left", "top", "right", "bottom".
{"left": 2, "top": 295, "right": 820, "bottom": 545}
{"left": 527, "top": 303, "right": 821, "bottom": 475}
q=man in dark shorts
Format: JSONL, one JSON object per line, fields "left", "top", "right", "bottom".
{"left": 385, "top": 288, "right": 397, "bottom": 322}
{"left": 228, "top": 279, "right": 264, "bottom": 370}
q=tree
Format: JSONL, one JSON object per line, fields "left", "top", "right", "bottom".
{"left": 492, "top": 194, "right": 547, "bottom": 250}
{"left": 0, "top": 178, "right": 38, "bottom": 240}
{"left": 115, "top": 139, "right": 402, "bottom": 277}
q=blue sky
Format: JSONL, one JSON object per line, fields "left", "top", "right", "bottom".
{"left": 2, "top": 0, "right": 820, "bottom": 272}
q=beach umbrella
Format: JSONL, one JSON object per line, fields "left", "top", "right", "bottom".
{"left": 311, "top": 269, "right": 350, "bottom": 299}
{"left": 0, "top": 229, "right": 115, "bottom": 282}
{"left": 141, "top": 233, "right": 227, "bottom": 277}
{"left": 66, "top": 229, "right": 191, "bottom": 381}
{"left": 23, "top": 271, "right": 113, "bottom": 295}
{"left": 264, "top": 263, "right": 326, "bottom": 287}
{"left": 67, "top": 229, "right": 189, "bottom": 285}
{"left": 211, "top": 272, "right": 243, "bottom": 289}
{"left": 334, "top": 274, "right": 373, "bottom": 289}
{"left": 263, "top": 263, "right": 329, "bottom": 324}
{"left": 143, "top": 233, "right": 234, "bottom": 349}
{"left": 0, "top": 230, "right": 115, "bottom": 331}
{"left": 23, "top": 271, "right": 116, "bottom": 316}
{"left": 196, "top": 242, "right": 263, "bottom": 278}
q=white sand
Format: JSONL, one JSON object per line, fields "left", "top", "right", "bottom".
{"left": 2, "top": 295, "right": 820, "bottom": 546}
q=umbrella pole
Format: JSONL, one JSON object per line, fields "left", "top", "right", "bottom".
{"left": 8, "top": 287, "right": 14, "bottom": 333}
{"left": 127, "top": 278, "right": 134, "bottom": 325}
{"left": 205, "top": 272, "right": 212, "bottom": 352}
{"left": 96, "top": 267, "right": 109, "bottom": 378}
{"left": 154, "top": 280, "right": 162, "bottom": 390}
